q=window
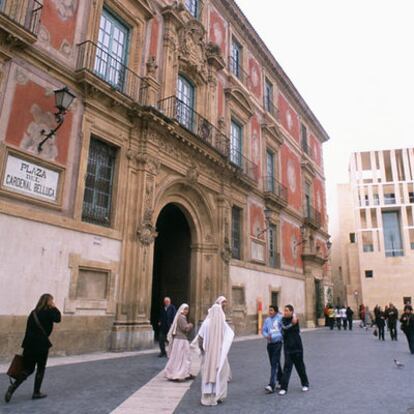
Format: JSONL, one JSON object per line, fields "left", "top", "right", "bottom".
{"left": 271, "top": 291, "right": 279, "bottom": 308}
{"left": 403, "top": 297, "right": 412, "bottom": 305}
{"left": 185, "top": 0, "right": 198, "bottom": 18}
{"left": 268, "top": 224, "right": 278, "bottom": 268}
{"left": 365, "top": 270, "right": 373, "bottom": 278}
{"left": 231, "top": 206, "right": 242, "bottom": 259}
{"left": 95, "top": 9, "right": 129, "bottom": 89}
{"left": 301, "top": 123, "right": 308, "bottom": 153}
{"left": 382, "top": 211, "right": 404, "bottom": 257}
{"left": 409, "top": 192, "right": 414, "bottom": 203}
{"left": 363, "top": 244, "right": 374, "bottom": 252}
{"left": 230, "top": 39, "right": 242, "bottom": 79}
{"left": 264, "top": 79, "right": 273, "bottom": 113}
{"left": 82, "top": 138, "right": 117, "bottom": 226}
{"left": 304, "top": 181, "right": 312, "bottom": 218}
{"left": 230, "top": 120, "right": 242, "bottom": 167}
{"left": 349, "top": 233, "right": 356, "bottom": 243}
{"left": 176, "top": 75, "right": 195, "bottom": 130}
{"left": 266, "top": 150, "right": 274, "bottom": 192}
{"left": 384, "top": 193, "right": 396, "bottom": 205}
{"left": 373, "top": 193, "right": 380, "bottom": 205}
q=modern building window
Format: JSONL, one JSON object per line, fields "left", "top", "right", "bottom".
{"left": 95, "top": 9, "right": 129, "bottom": 89}
{"left": 384, "top": 193, "right": 396, "bottom": 205}
{"left": 382, "top": 210, "right": 404, "bottom": 257}
{"left": 365, "top": 270, "right": 373, "bottom": 278}
{"left": 266, "top": 150, "right": 274, "bottom": 192}
{"left": 230, "top": 120, "right": 242, "bottom": 167}
{"left": 185, "top": 0, "right": 198, "bottom": 18}
{"left": 264, "top": 79, "right": 273, "bottom": 113}
{"left": 409, "top": 192, "right": 414, "bottom": 203}
{"left": 373, "top": 193, "right": 380, "bottom": 205}
{"left": 82, "top": 138, "right": 117, "bottom": 226}
{"left": 349, "top": 233, "right": 356, "bottom": 243}
{"left": 176, "top": 75, "right": 195, "bottom": 130}
{"left": 231, "top": 206, "right": 242, "bottom": 260}
{"left": 268, "top": 224, "right": 278, "bottom": 268}
{"left": 363, "top": 244, "right": 374, "bottom": 252}
{"left": 230, "top": 39, "right": 242, "bottom": 79}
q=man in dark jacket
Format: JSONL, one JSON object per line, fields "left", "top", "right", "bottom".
{"left": 5, "top": 293, "right": 61, "bottom": 403}
{"left": 400, "top": 304, "right": 414, "bottom": 354}
{"left": 346, "top": 306, "right": 354, "bottom": 331}
{"left": 278, "top": 305, "right": 309, "bottom": 395}
{"left": 386, "top": 303, "right": 398, "bottom": 341}
{"left": 158, "top": 297, "right": 176, "bottom": 357}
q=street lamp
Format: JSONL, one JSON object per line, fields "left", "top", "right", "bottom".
{"left": 38, "top": 86, "right": 76, "bottom": 152}
{"left": 255, "top": 208, "right": 273, "bottom": 237}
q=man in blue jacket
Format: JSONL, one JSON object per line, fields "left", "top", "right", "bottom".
{"left": 262, "top": 305, "right": 283, "bottom": 393}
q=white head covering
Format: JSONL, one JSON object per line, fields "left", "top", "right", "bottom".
{"left": 215, "top": 296, "right": 227, "bottom": 305}
{"left": 199, "top": 304, "right": 226, "bottom": 384}
{"left": 167, "top": 303, "right": 189, "bottom": 343}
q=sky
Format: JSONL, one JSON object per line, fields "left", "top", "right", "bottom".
{"left": 235, "top": 0, "right": 414, "bottom": 227}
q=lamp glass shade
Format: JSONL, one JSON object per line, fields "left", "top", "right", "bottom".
{"left": 54, "top": 87, "right": 75, "bottom": 112}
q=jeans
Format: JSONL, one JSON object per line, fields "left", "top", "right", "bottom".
{"left": 336, "top": 318, "right": 342, "bottom": 330}
{"left": 342, "top": 318, "right": 347, "bottom": 330}
{"left": 388, "top": 321, "right": 397, "bottom": 340}
{"left": 378, "top": 324, "right": 385, "bottom": 341}
{"left": 404, "top": 331, "right": 414, "bottom": 354}
{"left": 266, "top": 342, "right": 283, "bottom": 390}
{"left": 347, "top": 318, "right": 353, "bottom": 330}
{"left": 280, "top": 351, "right": 309, "bottom": 391}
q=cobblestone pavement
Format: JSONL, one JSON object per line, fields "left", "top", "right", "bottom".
{"left": 0, "top": 327, "right": 413, "bottom": 414}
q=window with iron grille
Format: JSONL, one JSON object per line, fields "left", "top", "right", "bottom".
{"left": 301, "top": 123, "right": 308, "bottom": 153}
{"left": 268, "top": 224, "right": 278, "bottom": 268}
{"left": 230, "top": 39, "right": 242, "bottom": 79}
{"left": 82, "top": 138, "right": 117, "bottom": 226}
{"left": 177, "top": 75, "right": 195, "bottom": 131}
{"left": 231, "top": 206, "right": 242, "bottom": 259}
{"left": 230, "top": 120, "right": 242, "bottom": 167}
{"left": 185, "top": 0, "right": 199, "bottom": 18}
{"left": 264, "top": 79, "right": 273, "bottom": 112}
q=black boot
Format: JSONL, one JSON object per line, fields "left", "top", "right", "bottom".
{"left": 32, "top": 370, "right": 47, "bottom": 400}
{"left": 4, "top": 377, "right": 25, "bottom": 403}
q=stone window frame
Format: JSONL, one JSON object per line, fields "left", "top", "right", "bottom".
{"left": 231, "top": 283, "right": 247, "bottom": 315}
{"left": 64, "top": 253, "right": 118, "bottom": 315}
{"left": 268, "top": 286, "right": 281, "bottom": 310}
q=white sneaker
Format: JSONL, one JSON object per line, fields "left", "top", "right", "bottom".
{"left": 302, "top": 386, "right": 309, "bottom": 392}
{"left": 278, "top": 390, "right": 287, "bottom": 395}
{"left": 264, "top": 385, "right": 274, "bottom": 393}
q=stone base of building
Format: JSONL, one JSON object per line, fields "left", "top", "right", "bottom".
{"left": 0, "top": 315, "right": 114, "bottom": 362}
{"left": 110, "top": 323, "right": 154, "bottom": 352}
{"left": 305, "top": 320, "right": 316, "bottom": 328}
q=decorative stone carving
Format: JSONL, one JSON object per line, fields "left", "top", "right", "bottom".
{"left": 146, "top": 56, "right": 158, "bottom": 76}
{"left": 187, "top": 162, "right": 199, "bottom": 183}
{"left": 137, "top": 208, "right": 158, "bottom": 245}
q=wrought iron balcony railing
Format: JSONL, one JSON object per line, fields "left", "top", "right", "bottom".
{"left": 0, "top": 0, "right": 42, "bottom": 35}
{"left": 228, "top": 56, "right": 249, "bottom": 87}
{"left": 158, "top": 96, "right": 230, "bottom": 157}
{"left": 229, "top": 148, "right": 258, "bottom": 181}
{"left": 264, "top": 176, "right": 288, "bottom": 203}
{"left": 76, "top": 41, "right": 147, "bottom": 104}
{"left": 304, "top": 206, "right": 322, "bottom": 228}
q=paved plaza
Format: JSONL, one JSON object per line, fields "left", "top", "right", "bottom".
{"left": 1, "top": 327, "right": 413, "bottom": 414}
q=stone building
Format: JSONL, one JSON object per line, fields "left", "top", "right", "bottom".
{"left": 331, "top": 148, "right": 414, "bottom": 311}
{"left": 0, "top": 0, "right": 330, "bottom": 359}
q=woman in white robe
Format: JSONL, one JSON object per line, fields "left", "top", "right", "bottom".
{"left": 196, "top": 304, "right": 234, "bottom": 406}
{"left": 164, "top": 304, "right": 193, "bottom": 381}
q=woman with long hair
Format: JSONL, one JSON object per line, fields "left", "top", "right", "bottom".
{"left": 5, "top": 293, "right": 61, "bottom": 403}
{"left": 164, "top": 304, "right": 193, "bottom": 381}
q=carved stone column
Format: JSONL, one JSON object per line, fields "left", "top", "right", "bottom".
{"left": 141, "top": 57, "right": 160, "bottom": 107}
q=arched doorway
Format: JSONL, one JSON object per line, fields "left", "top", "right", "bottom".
{"left": 150, "top": 203, "right": 192, "bottom": 334}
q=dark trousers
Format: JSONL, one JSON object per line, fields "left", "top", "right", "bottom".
{"left": 347, "top": 318, "right": 353, "bottom": 330}
{"left": 388, "top": 321, "right": 397, "bottom": 340}
{"left": 14, "top": 349, "right": 48, "bottom": 393}
{"left": 158, "top": 331, "right": 168, "bottom": 355}
{"left": 378, "top": 325, "right": 385, "bottom": 341}
{"left": 342, "top": 318, "right": 347, "bottom": 330}
{"left": 280, "top": 352, "right": 309, "bottom": 391}
{"left": 266, "top": 342, "right": 283, "bottom": 389}
{"left": 404, "top": 331, "right": 414, "bottom": 354}
{"left": 329, "top": 318, "right": 335, "bottom": 330}
{"left": 336, "top": 318, "right": 342, "bottom": 330}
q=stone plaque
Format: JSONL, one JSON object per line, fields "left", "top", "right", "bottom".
{"left": 76, "top": 269, "right": 108, "bottom": 300}
{"left": 2, "top": 154, "right": 59, "bottom": 202}
{"left": 251, "top": 240, "right": 265, "bottom": 262}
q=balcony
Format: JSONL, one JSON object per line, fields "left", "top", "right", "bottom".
{"left": 0, "top": 0, "right": 42, "bottom": 45}
{"left": 264, "top": 98, "right": 279, "bottom": 122}
{"left": 228, "top": 56, "right": 249, "bottom": 88}
{"left": 301, "top": 140, "right": 314, "bottom": 160}
{"left": 264, "top": 176, "right": 288, "bottom": 208}
{"left": 229, "top": 148, "right": 258, "bottom": 182}
{"left": 304, "top": 206, "right": 322, "bottom": 229}
{"left": 76, "top": 41, "right": 147, "bottom": 105}
{"left": 384, "top": 194, "right": 396, "bottom": 205}
{"left": 158, "top": 96, "right": 230, "bottom": 157}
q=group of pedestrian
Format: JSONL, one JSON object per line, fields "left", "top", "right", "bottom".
{"left": 325, "top": 304, "right": 354, "bottom": 330}
{"left": 262, "top": 304, "right": 309, "bottom": 396}
{"left": 372, "top": 304, "right": 399, "bottom": 341}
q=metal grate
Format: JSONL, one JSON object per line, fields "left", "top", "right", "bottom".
{"left": 82, "top": 138, "right": 117, "bottom": 226}
{"left": 0, "top": 0, "right": 42, "bottom": 35}
{"left": 231, "top": 206, "right": 242, "bottom": 260}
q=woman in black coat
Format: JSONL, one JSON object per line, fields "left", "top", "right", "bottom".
{"left": 375, "top": 307, "right": 386, "bottom": 341}
{"left": 5, "top": 293, "right": 61, "bottom": 403}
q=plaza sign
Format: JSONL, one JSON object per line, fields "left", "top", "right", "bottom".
{"left": 2, "top": 154, "right": 59, "bottom": 202}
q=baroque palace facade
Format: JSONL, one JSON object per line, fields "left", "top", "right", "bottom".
{"left": 0, "top": 0, "right": 331, "bottom": 358}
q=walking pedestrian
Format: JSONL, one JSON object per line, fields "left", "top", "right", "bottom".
{"left": 400, "top": 304, "right": 414, "bottom": 354}
{"left": 195, "top": 304, "right": 234, "bottom": 406}
{"left": 328, "top": 306, "right": 335, "bottom": 330}
{"left": 346, "top": 306, "right": 354, "bottom": 331}
{"left": 164, "top": 304, "right": 194, "bottom": 381}
{"left": 5, "top": 294, "right": 61, "bottom": 403}
{"left": 375, "top": 307, "right": 386, "bottom": 341}
{"left": 385, "top": 303, "right": 398, "bottom": 341}
{"left": 158, "top": 297, "right": 176, "bottom": 357}
{"left": 359, "top": 304, "right": 366, "bottom": 328}
{"left": 262, "top": 305, "right": 283, "bottom": 393}
{"left": 335, "top": 306, "right": 342, "bottom": 330}
{"left": 340, "top": 305, "right": 347, "bottom": 330}
{"left": 279, "top": 305, "right": 310, "bottom": 395}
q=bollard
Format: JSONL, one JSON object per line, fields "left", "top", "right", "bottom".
{"left": 257, "top": 298, "right": 263, "bottom": 335}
